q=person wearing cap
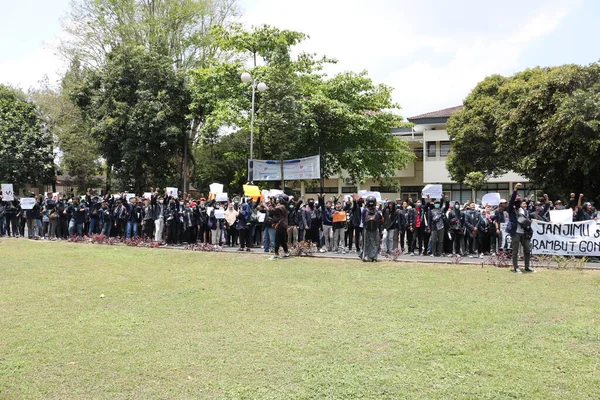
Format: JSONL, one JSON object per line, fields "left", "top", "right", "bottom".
{"left": 576, "top": 194, "right": 595, "bottom": 221}
{"left": 553, "top": 199, "right": 565, "bottom": 210}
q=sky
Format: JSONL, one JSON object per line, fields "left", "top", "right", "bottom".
{"left": 0, "top": 0, "right": 598, "bottom": 119}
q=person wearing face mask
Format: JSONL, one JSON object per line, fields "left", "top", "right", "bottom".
{"left": 124, "top": 197, "right": 142, "bottom": 239}
{"left": 287, "top": 198, "right": 302, "bottom": 247}
{"left": 151, "top": 189, "right": 166, "bottom": 243}
{"left": 359, "top": 195, "right": 382, "bottom": 262}
{"left": 349, "top": 194, "right": 364, "bottom": 253}
{"left": 164, "top": 196, "right": 179, "bottom": 245}
{"left": 225, "top": 202, "right": 239, "bottom": 247}
{"left": 411, "top": 199, "right": 426, "bottom": 256}
{"left": 491, "top": 199, "right": 507, "bottom": 255}
{"left": 319, "top": 193, "right": 338, "bottom": 253}
{"left": 397, "top": 202, "right": 409, "bottom": 253}
{"left": 332, "top": 201, "right": 347, "bottom": 254}
{"left": 447, "top": 201, "right": 466, "bottom": 256}
{"left": 382, "top": 200, "right": 399, "bottom": 254}
{"left": 508, "top": 183, "right": 534, "bottom": 273}
{"left": 142, "top": 197, "right": 154, "bottom": 239}
{"left": 302, "top": 197, "right": 322, "bottom": 251}
{"left": 100, "top": 200, "right": 112, "bottom": 237}
{"left": 426, "top": 197, "right": 447, "bottom": 257}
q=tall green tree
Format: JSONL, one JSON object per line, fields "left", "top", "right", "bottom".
{"left": 0, "top": 85, "right": 55, "bottom": 189}
{"left": 60, "top": 0, "right": 241, "bottom": 69}
{"left": 188, "top": 25, "right": 413, "bottom": 190}
{"left": 29, "top": 67, "right": 103, "bottom": 190}
{"left": 447, "top": 63, "right": 600, "bottom": 199}
{"left": 73, "top": 46, "right": 190, "bottom": 193}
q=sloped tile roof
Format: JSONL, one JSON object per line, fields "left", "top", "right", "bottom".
{"left": 408, "top": 105, "right": 463, "bottom": 121}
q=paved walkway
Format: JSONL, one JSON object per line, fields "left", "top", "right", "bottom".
{"left": 7, "top": 236, "right": 600, "bottom": 269}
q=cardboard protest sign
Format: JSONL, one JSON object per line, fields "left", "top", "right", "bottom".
{"left": 166, "top": 187, "right": 178, "bottom": 198}
{"left": 549, "top": 209, "right": 573, "bottom": 224}
{"left": 421, "top": 184, "right": 443, "bottom": 198}
{"left": 243, "top": 185, "right": 260, "bottom": 197}
{"left": 210, "top": 183, "right": 224, "bottom": 194}
{"left": 215, "top": 193, "right": 228, "bottom": 202}
{"left": 1, "top": 183, "right": 14, "bottom": 201}
{"left": 20, "top": 198, "right": 36, "bottom": 210}
{"left": 481, "top": 193, "right": 501, "bottom": 206}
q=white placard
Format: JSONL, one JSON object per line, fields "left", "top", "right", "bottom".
{"left": 481, "top": 193, "right": 501, "bottom": 206}
{"left": 1, "top": 183, "right": 14, "bottom": 201}
{"left": 500, "top": 222, "right": 512, "bottom": 249}
{"left": 257, "top": 211, "right": 266, "bottom": 223}
{"left": 261, "top": 189, "right": 271, "bottom": 199}
{"left": 549, "top": 209, "right": 573, "bottom": 224}
{"left": 532, "top": 220, "right": 600, "bottom": 256}
{"left": 215, "top": 193, "right": 228, "bottom": 202}
{"left": 20, "top": 198, "right": 36, "bottom": 210}
{"left": 252, "top": 155, "right": 321, "bottom": 181}
{"left": 166, "top": 187, "right": 178, "bottom": 198}
{"left": 215, "top": 209, "right": 225, "bottom": 219}
{"left": 421, "top": 184, "right": 443, "bottom": 199}
{"left": 125, "top": 193, "right": 136, "bottom": 201}
{"left": 358, "top": 190, "right": 382, "bottom": 202}
{"left": 210, "top": 183, "right": 224, "bottom": 194}
{"left": 143, "top": 192, "right": 152, "bottom": 200}
{"left": 207, "top": 207, "right": 214, "bottom": 215}
{"left": 270, "top": 189, "right": 284, "bottom": 196}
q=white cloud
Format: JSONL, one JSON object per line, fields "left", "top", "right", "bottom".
{"left": 239, "top": 0, "right": 579, "bottom": 118}
{"left": 0, "top": 41, "right": 65, "bottom": 90}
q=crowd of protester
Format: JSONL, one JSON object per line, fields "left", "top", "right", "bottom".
{"left": 0, "top": 185, "right": 597, "bottom": 267}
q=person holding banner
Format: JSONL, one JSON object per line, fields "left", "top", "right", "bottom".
{"left": 508, "top": 183, "right": 535, "bottom": 273}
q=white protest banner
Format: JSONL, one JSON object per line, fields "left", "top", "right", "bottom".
{"left": 531, "top": 220, "right": 600, "bottom": 256}
{"left": 549, "top": 209, "right": 573, "bottom": 224}
{"left": 270, "top": 189, "right": 284, "bottom": 196}
{"left": 143, "top": 192, "right": 152, "bottom": 200}
{"left": 252, "top": 155, "right": 320, "bottom": 181}
{"left": 125, "top": 193, "right": 136, "bottom": 201}
{"left": 166, "top": 187, "right": 178, "bottom": 198}
{"left": 257, "top": 211, "right": 266, "bottom": 223}
{"left": 261, "top": 189, "right": 271, "bottom": 199}
{"left": 500, "top": 222, "right": 512, "bottom": 249}
{"left": 209, "top": 183, "right": 224, "bottom": 194}
{"left": 481, "top": 193, "right": 501, "bottom": 206}
{"left": 215, "top": 193, "right": 228, "bottom": 202}
{"left": 1, "top": 183, "right": 14, "bottom": 201}
{"left": 421, "top": 184, "right": 443, "bottom": 199}
{"left": 207, "top": 206, "right": 214, "bottom": 215}
{"left": 20, "top": 198, "right": 36, "bottom": 210}
{"left": 358, "top": 190, "right": 382, "bottom": 202}
{"left": 215, "top": 209, "right": 225, "bottom": 219}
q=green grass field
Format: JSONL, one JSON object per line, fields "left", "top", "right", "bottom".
{"left": 1, "top": 240, "right": 599, "bottom": 399}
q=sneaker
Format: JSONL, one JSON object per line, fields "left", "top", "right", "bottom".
{"left": 490, "top": 252, "right": 496, "bottom": 256}
{"left": 342, "top": 250, "right": 347, "bottom": 254}
{"left": 430, "top": 254, "right": 434, "bottom": 257}
{"left": 269, "top": 255, "right": 278, "bottom": 261}
{"left": 479, "top": 253, "right": 484, "bottom": 259}
{"left": 237, "top": 248, "right": 244, "bottom": 252}
{"left": 413, "top": 251, "right": 418, "bottom": 256}
{"left": 514, "top": 268, "right": 523, "bottom": 274}
{"left": 283, "top": 253, "right": 290, "bottom": 258}
{"left": 319, "top": 248, "right": 326, "bottom": 253}
{"left": 524, "top": 268, "right": 536, "bottom": 273}
{"left": 245, "top": 248, "right": 251, "bottom": 252}
{"left": 468, "top": 254, "right": 474, "bottom": 258}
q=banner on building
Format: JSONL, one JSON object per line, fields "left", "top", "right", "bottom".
{"left": 1, "top": 183, "right": 14, "bottom": 201}
{"left": 531, "top": 220, "right": 600, "bottom": 256}
{"left": 252, "top": 155, "right": 320, "bottom": 181}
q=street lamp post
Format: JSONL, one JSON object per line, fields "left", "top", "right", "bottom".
{"left": 241, "top": 72, "right": 267, "bottom": 182}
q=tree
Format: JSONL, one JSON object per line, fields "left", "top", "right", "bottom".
{"left": 73, "top": 46, "right": 190, "bottom": 193}
{"left": 447, "top": 63, "right": 600, "bottom": 199}
{"left": 464, "top": 171, "right": 486, "bottom": 203}
{"left": 0, "top": 85, "right": 55, "bottom": 189}
{"left": 188, "top": 25, "right": 414, "bottom": 191}
{"left": 60, "top": 0, "right": 241, "bottom": 69}
{"left": 29, "top": 67, "right": 103, "bottom": 190}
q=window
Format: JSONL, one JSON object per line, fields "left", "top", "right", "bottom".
{"left": 370, "top": 186, "right": 398, "bottom": 193}
{"left": 413, "top": 147, "right": 424, "bottom": 161}
{"left": 440, "top": 141, "right": 451, "bottom": 157}
{"left": 342, "top": 187, "right": 357, "bottom": 193}
{"left": 426, "top": 142, "right": 437, "bottom": 158}
{"left": 306, "top": 186, "right": 338, "bottom": 194}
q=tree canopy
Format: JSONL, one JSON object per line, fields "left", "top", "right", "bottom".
{"left": 0, "top": 85, "right": 55, "bottom": 189}
{"left": 447, "top": 63, "right": 600, "bottom": 199}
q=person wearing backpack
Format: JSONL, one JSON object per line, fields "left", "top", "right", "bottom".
{"left": 359, "top": 196, "right": 381, "bottom": 262}
{"left": 507, "top": 183, "right": 534, "bottom": 273}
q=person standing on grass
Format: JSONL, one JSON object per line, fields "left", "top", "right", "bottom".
{"left": 302, "top": 198, "right": 322, "bottom": 251}
{"left": 237, "top": 200, "right": 252, "bottom": 252}
{"left": 268, "top": 194, "right": 290, "bottom": 260}
{"left": 426, "top": 197, "right": 447, "bottom": 257}
{"left": 332, "top": 201, "right": 347, "bottom": 254}
{"left": 359, "top": 195, "right": 381, "bottom": 262}
{"left": 507, "top": 183, "right": 535, "bottom": 274}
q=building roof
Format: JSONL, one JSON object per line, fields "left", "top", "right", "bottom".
{"left": 408, "top": 105, "right": 463, "bottom": 122}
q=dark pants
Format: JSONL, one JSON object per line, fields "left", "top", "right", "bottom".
{"left": 431, "top": 229, "right": 445, "bottom": 257}
{"left": 511, "top": 233, "right": 531, "bottom": 270}
{"left": 238, "top": 229, "right": 249, "bottom": 249}
{"left": 399, "top": 230, "right": 406, "bottom": 251}
{"left": 347, "top": 225, "right": 362, "bottom": 251}
{"left": 228, "top": 226, "right": 237, "bottom": 246}
{"left": 274, "top": 227, "right": 288, "bottom": 255}
{"left": 57, "top": 217, "right": 68, "bottom": 238}
{"left": 451, "top": 230, "right": 465, "bottom": 255}
{"left": 306, "top": 222, "right": 321, "bottom": 248}
{"left": 412, "top": 227, "right": 424, "bottom": 254}
{"left": 143, "top": 221, "right": 154, "bottom": 239}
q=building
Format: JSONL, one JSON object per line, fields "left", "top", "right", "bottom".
{"left": 300, "top": 105, "right": 533, "bottom": 202}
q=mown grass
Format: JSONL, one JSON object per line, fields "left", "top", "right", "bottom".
{"left": 0, "top": 239, "right": 599, "bottom": 399}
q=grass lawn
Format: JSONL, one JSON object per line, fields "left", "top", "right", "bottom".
{"left": 0, "top": 240, "right": 599, "bottom": 399}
